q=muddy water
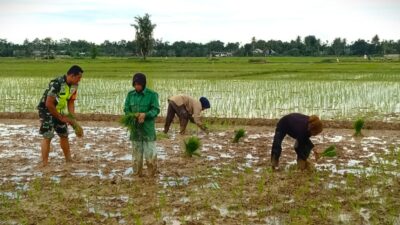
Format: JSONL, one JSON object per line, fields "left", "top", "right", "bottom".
{"left": 1, "top": 121, "right": 399, "bottom": 186}
{"left": 1, "top": 120, "right": 400, "bottom": 224}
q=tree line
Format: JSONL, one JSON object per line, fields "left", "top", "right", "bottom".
{"left": 1, "top": 31, "right": 399, "bottom": 58}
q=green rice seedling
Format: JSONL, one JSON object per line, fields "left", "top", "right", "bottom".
{"left": 66, "top": 113, "right": 83, "bottom": 138}
{"left": 184, "top": 136, "right": 201, "bottom": 157}
{"left": 353, "top": 118, "right": 365, "bottom": 136}
{"left": 233, "top": 128, "right": 245, "bottom": 143}
{"left": 120, "top": 113, "right": 139, "bottom": 133}
{"left": 156, "top": 131, "right": 168, "bottom": 140}
{"left": 322, "top": 145, "right": 337, "bottom": 157}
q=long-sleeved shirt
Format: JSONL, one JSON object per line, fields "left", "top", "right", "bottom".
{"left": 169, "top": 95, "right": 203, "bottom": 125}
{"left": 124, "top": 88, "right": 160, "bottom": 141}
{"left": 276, "top": 113, "right": 311, "bottom": 142}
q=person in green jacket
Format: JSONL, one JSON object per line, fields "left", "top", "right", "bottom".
{"left": 124, "top": 73, "right": 160, "bottom": 177}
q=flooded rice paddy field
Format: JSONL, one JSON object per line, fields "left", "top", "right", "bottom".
{"left": 0, "top": 119, "right": 400, "bottom": 224}
{"left": 1, "top": 78, "right": 400, "bottom": 121}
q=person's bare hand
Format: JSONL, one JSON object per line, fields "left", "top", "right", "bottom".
{"left": 313, "top": 149, "right": 321, "bottom": 161}
{"left": 60, "top": 116, "right": 73, "bottom": 125}
{"left": 137, "top": 113, "right": 146, "bottom": 123}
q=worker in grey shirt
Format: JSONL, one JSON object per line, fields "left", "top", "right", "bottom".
{"left": 163, "top": 95, "right": 210, "bottom": 135}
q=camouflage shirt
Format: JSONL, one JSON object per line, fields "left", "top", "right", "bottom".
{"left": 37, "top": 75, "right": 78, "bottom": 113}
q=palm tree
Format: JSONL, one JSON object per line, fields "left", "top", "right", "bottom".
{"left": 131, "top": 13, "right": 156, "bottom": 60}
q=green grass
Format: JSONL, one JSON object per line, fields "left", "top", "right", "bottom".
{"left": 0, "top": 57, "right": 399, "bottom": 81}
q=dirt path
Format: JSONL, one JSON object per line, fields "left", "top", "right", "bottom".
{"left": 1, "top": 112, "right": 400, "bottom": 130}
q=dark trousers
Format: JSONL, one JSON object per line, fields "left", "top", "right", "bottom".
{"left": 164, "top": 100, "right": 192, "bottom": 134}
{"left": 271, "top": 128, "right": 313, "bottom": 161}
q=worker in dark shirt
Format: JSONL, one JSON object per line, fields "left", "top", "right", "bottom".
{"left": 271, "top": 113, "right": 323, "bottom": 171}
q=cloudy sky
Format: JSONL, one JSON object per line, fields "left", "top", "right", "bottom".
{"left": 0, "top": 0, "right": 399, "bottom": 44}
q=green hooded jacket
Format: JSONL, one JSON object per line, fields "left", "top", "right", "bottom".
{"left": 124, "top": 88, "right": 160, "bottom": 141}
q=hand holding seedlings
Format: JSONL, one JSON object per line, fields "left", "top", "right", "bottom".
{"left": 201, "top": 124, "right": 209, "bottom": 134}
{"left": 313, "top": 145, "right": 337, "bottom": 160}
{"left": 321, "top": 145, "right": 337, "bottom": 157}
{"left": 59, "top": 115, "right": 74, "bottom": 125}
{"left": 66, "top": 113, "right": 84, "bottom": 138}
{"left": 137, "top": 113, "right": 146, "bottom": 124}
{"left": 120, "top": 113, "right": 139, "bottom": 132}
{"left": 313, "top": 148, "right": 321, "bottom": 161}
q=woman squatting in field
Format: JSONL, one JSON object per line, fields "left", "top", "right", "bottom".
{"left": 271, "top": 113, "right": 323, "bottom": 171}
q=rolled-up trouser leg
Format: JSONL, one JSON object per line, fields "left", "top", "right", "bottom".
{"left": 132, "top": 141, "right": 144, "bottom": 175}
{"left": 294, "top": 139, "right": 314, "bottom": 160}
{"left": 294, "top": 139, "right": 314, "bottom": 170}
{"left": 175, "top": 105, "right": 189, "bottom": 135}
{"left": 164, "top": 101, "right": 177, "bottom": 133}
{"left": 179, "top": 116, "right": 189, "bottom": 134}
{"left": 143, "top": 141, "right": 157, "bottom": 176}
{"left": 166, "top": 101, "right": 189, "bottom": 134}
{"left": 271, "top": 128, "right": 286, "bottom": 161}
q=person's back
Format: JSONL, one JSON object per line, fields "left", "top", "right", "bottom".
{"left": 164, "top": 95, "right": 210, "bottom": 134}
{"left": 169, "top": 95, "right": 201, "bottom": 114}
{"left": 271, "top": 113, "right": 323, "bottom": 171}
{"left": 277, "top": 113, "right": 310, "bottom": 140}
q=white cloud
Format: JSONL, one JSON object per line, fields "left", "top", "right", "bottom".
{"left": 0, "top": 0, "right": 399, "bottom": 44}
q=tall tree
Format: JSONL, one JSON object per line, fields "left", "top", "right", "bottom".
{"left": 371, "top": 34, "right": 382, "bottom": 55}
{"left": 90, "top": 44, "right": 98, "bottom": 59}
{"left": 371, "top": 34, "right": 380, "bottom": 46}
{"left": 331, "top": 37, "right": 346, "bottom": 57}
{"left": 207, "top": 40, "right": 225, "bottom": 53}
{"left": 350, "top": 39, "right": 370, "bottom": 56}
{"left": 225, "top": 42, "right": 240, "bottom": 53}
{"left": 131, "top": 13, "right": 156, "bottom": 60}
{"left": 43, "top": 37, "right": 53, "bottom": 59}
{"left": 304, "top": 35, "right": 320, "bottom": 56}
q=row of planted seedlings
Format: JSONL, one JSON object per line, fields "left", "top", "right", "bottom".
{"left": 0, "top": 77, "right": 399, "bottom": 121}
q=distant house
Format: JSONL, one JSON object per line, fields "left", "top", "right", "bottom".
{"left": 32, "top": 50, "right": 42, "bottom": 57}
{"left": 265, "top": 49, "right": 276, "bottom": 55}
{"left": 13, "top": 50, "right": 26, "bottom": 57}
{"left": 211, "top": 51, "right": 233, "bottom": 57}
{"left": 253, "top": 49, "right": 276, "bottom": 56}
{"left": 252, "top": 48, "right": 263, "bottom": 55}
{"left": 384, "top": 54, "right": 400, "bottom": 60}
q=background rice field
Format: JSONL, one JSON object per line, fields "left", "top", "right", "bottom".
{"left": 0, "top": 57, "right": 399, "bottom": 121}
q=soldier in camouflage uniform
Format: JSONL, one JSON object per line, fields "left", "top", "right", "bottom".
{"left": 37, "top": 65, "right": 83, "bottom": 167}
